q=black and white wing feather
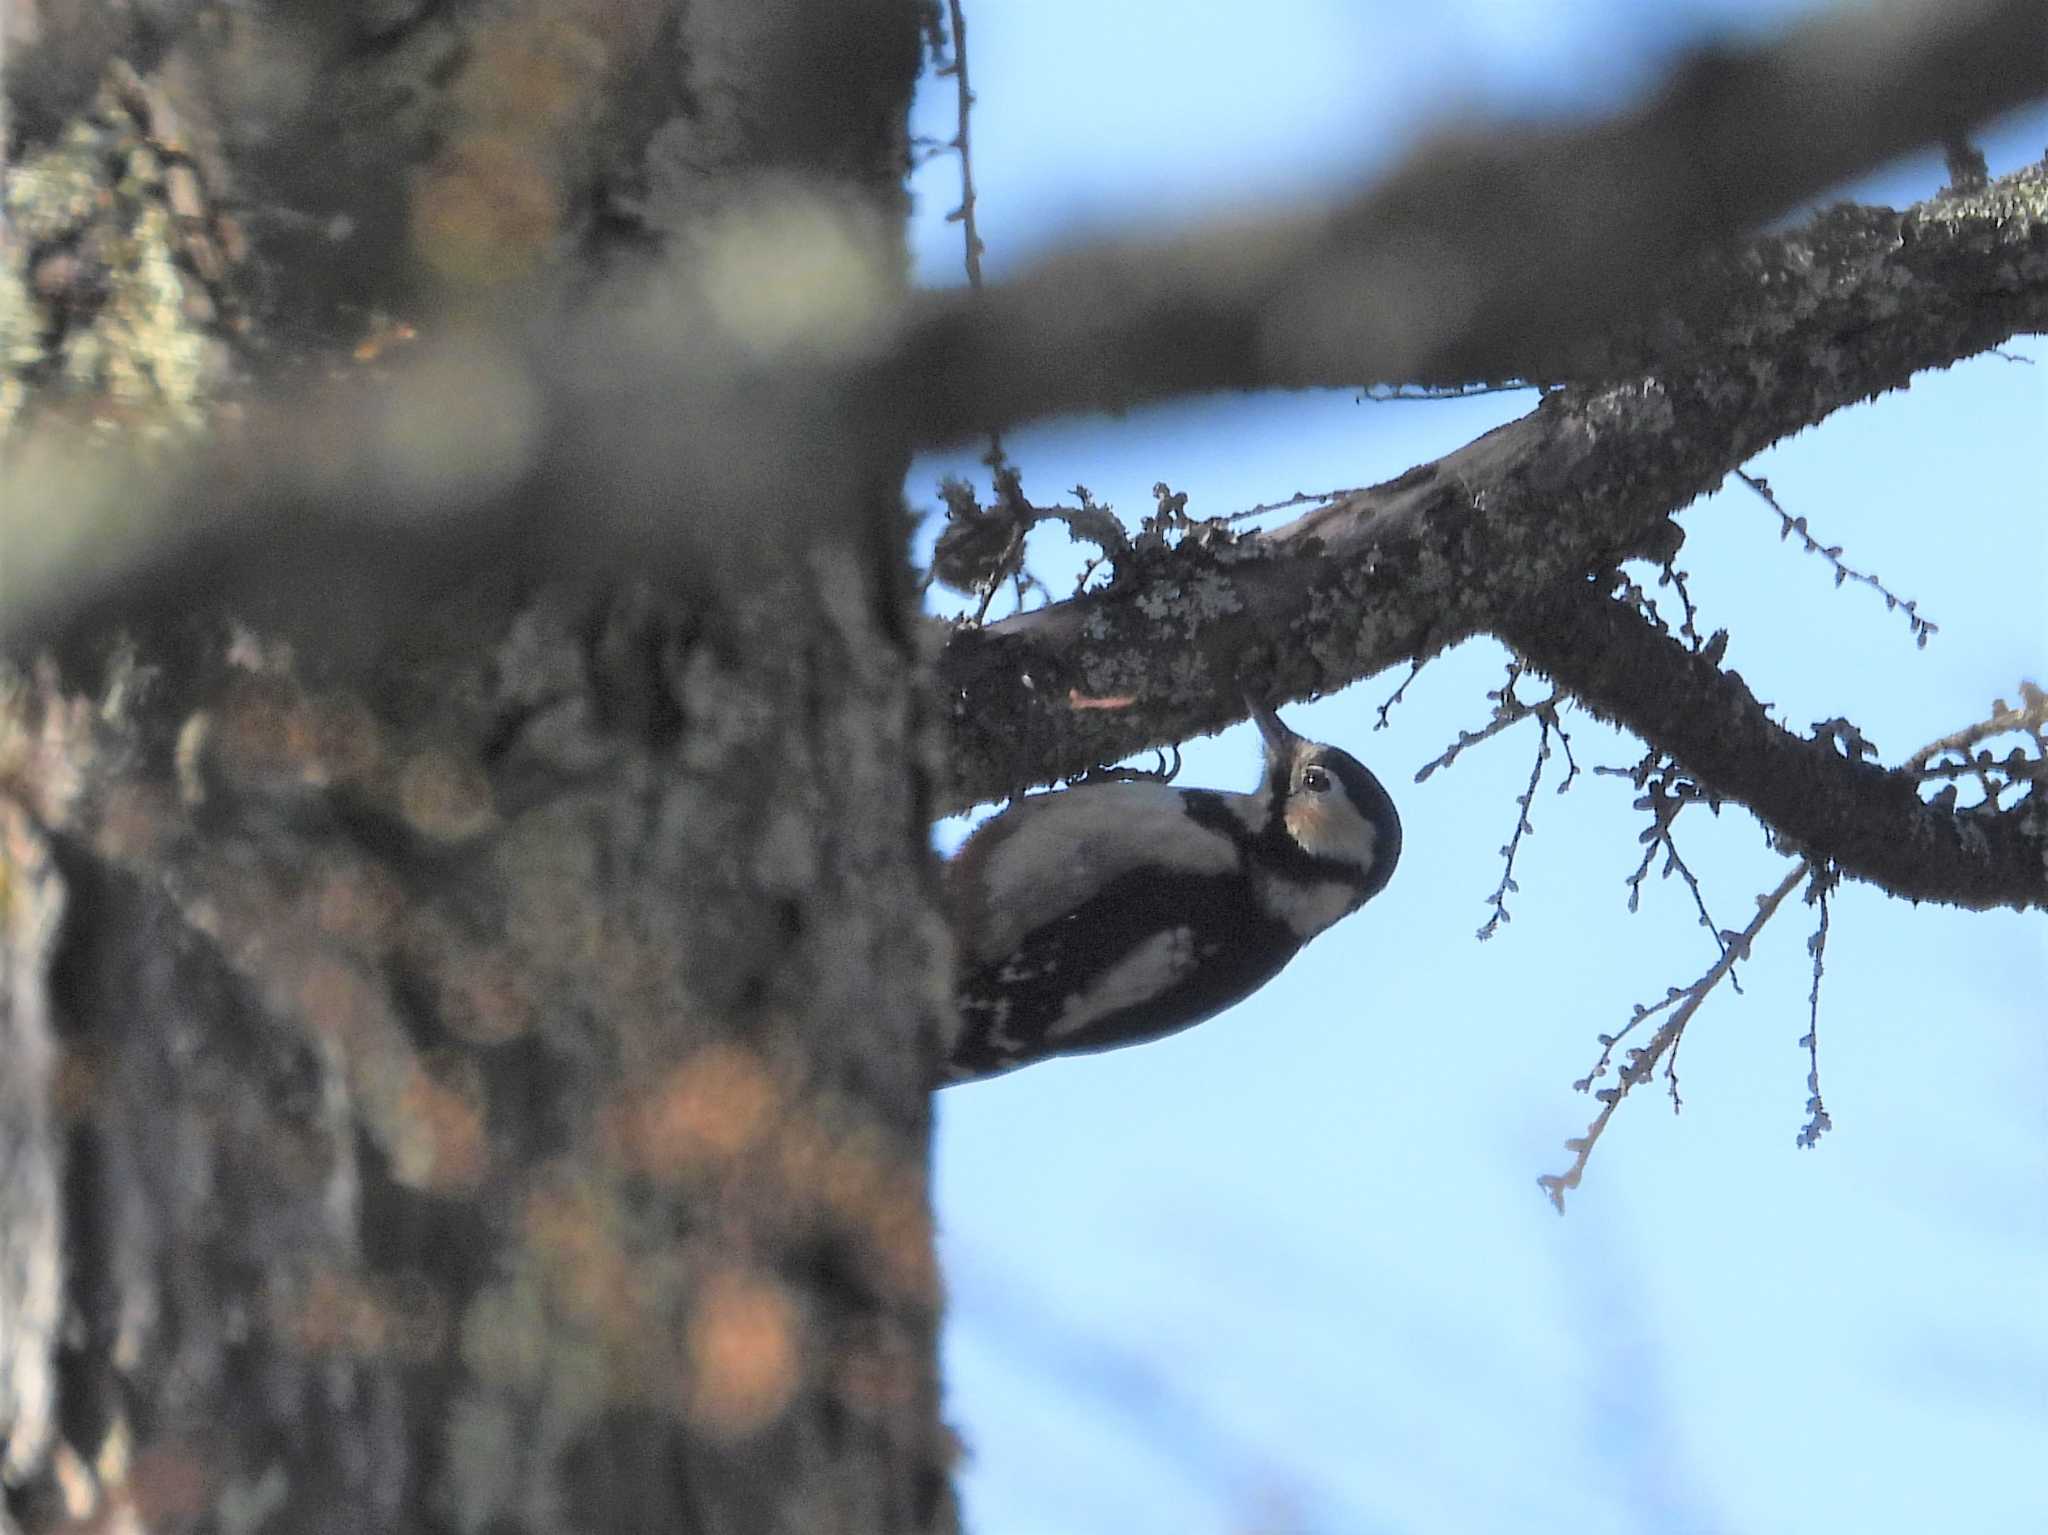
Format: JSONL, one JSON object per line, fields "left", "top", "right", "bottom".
{"left": 946, "top": 848, "right": 1297, "bottom": 1085}
{"left": 939, "top": 706, "right": 1400, "bottom": 1087}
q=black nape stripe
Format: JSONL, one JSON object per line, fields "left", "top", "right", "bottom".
{"left": 1180, "top": 790, "right": 1252, "bottom": 847}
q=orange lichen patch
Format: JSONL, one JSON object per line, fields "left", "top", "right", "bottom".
{"left": 684, "top": 1268, "right": 801, "bottom": 1437}
{"left": 759, "top": 1105, "right": 938, "bottom": 1301}
{"left": 818, "top": 1124, "right": 888, "bottom": 1216}
{"left": 397, "top": 1057, "right": 490, "bottom": 1193}
{"left": 773, "top": 1117, "right": 832, "bottom": 1198}
{"left": 286, "top": 1268, "right": 449, "bottom": 1363}
{"left": 89, "top": 779, "right": 173, "bottom": 865}
{"left": 602, "top": 1045, "right": 780, "bottom": 1178}
{"left": 812, "top": 1140, "right": 936, "bottom": 1303}
{"left": 313, "top": 861, "right": 407, "bottom": 947}
{"left": 352, "top": 316, "right": 417, "bottom": 364}
{"left": 412, "top": 135, "right": 561, "bottom": 285}
{"left": 522, "top": 1181, "right": 635, "bottom": 1330}
{"left": 202, "top": 680, "right": 384, "bottom": 799}
{"left": 753, "top": 1097, "right": 942, "bottom": 1301}
{"left": 395, "top": 747, "right": 498, "bottom": 844}
{"left": 456, "top": 18, "right": 609, "bottom": 135}
{"left": 209, "top": 679, "right": 328, "bottom": 789}
{"left": 858, "top": 1183, "right": 940, "bottom": 1306}
{"left": 296, "top": 955, "right": 387, "bottom": 1049}
{"left": 126, "top": 1437, "right": 216, "bottom": 1524}
{"left": 289, "top": 1268, "right": 382, "bottom": 1356}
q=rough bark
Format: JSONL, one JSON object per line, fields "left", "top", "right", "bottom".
{"left": 889, "top": 0, "right": 2047, "bottom": 432}
{"left": 3, "top": 2, "right": 956, "bottom": 1532}
{"left": 1, "top": 1, "right": 2043, "bottom": 1526}
{"left": 934, "top": 165, "right": 2048, "bottom": 910}
{"left": 9, "top": 3, "right": 2047, "bottom": 655}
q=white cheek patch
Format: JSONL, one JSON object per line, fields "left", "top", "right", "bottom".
{"left": 1259, "top": 874, "right": 1359, "bottom": 939}
{"left": 1285, "top": 793, "right": 1378, "bottom": 869}
{"left": 1050, "top": 927, "right": 1196, "bottom": 1039}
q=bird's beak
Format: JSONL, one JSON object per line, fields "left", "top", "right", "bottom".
{"left": 1246, "top": 694, "right": 1297, "bottom": 756}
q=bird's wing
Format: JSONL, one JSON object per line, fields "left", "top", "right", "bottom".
{"left": 947, "top": 782, "right": 1241, "bottom": 967}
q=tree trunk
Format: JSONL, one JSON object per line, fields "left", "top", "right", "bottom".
{"left": 2, "top": 3, "right": 956, "bottom": 1530}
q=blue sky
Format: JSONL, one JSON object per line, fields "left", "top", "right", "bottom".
{"left": 905, "top": 5, "right": 2047, "bottom": 1532}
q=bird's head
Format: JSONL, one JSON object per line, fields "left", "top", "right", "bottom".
{"left": 1249, "top": 696, "right": 1402, "bottom": 903}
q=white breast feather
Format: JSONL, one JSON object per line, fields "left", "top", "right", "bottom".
{"left": 1258, "top": 873, "right": 1360, "bottom": 939}
{"left": 962, "top": 783, "right": 1243, "bottom": 965}
{"left": 1050, "top": 926, "right": 1196, "bottom": 1039}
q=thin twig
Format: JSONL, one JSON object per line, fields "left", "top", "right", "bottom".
{"left": 1415, "top": 686, "right": 1566, "bottom": 783}
{"left": 1616, "top": 764, "right": 1741, "bottom": 987}
{"left": 1736, "top": 470, "right": 1938, "bottom": 647}
{"left": 1905, "top": 682, "right": 2048, "bottom": 773}
{"left": 1906, "top": 684, "right": 2047, "bottom": 815}
{"left": 1375, "top": 657, "right": 1426, "bottom": 730}
{"left": 1541, "top": 862, "right": 1806, "bottom": 1213}
{"left": 1548, "top": 702, "right": 1579, "bottom": 791}
{"left": 1225, "top": 486, "right": 1365, "bottom": 525}
{"left": 1358, "top": 382, "right": 1536, "bottom": 402}
{"left": 1658, "top": 560, "right": 1702, "bottom": 650}
{"left": 941, "top": 0, "right": 1015, "bottom": 499}
{"left": 1797, "top": 865, "right": 1837, "bottom": 1149}
{"left": 940, "top": 0, "right": 987, "bottom": 296}
{"left": 1478, "top": 710, "right": 1556, "bottom": 940}
{"left": 967, "top": 522, "right": 1025, "bottom": 626}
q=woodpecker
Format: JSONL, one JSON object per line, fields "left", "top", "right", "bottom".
{"left": 940, "top": 698, "right": 1400, "bottom": 1086}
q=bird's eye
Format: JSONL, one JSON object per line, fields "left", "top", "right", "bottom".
{"left": 1301, "top": 765, "right": 1331, "bottom": 793}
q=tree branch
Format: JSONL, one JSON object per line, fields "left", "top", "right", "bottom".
{"left": 891, "top": 0, "right": 2047, "bottom": 439}
{"left": 935, "top": 163, "right": 2048, "bottom": 814}
{"left": 1496, "top": 583, "right": 2044, "bottom": 911}
{"left": 6, "top": 4, "right": 2045, "bottom": 658}
{"left": 5, "top": 6, "right": 2045, "bottom": 914}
